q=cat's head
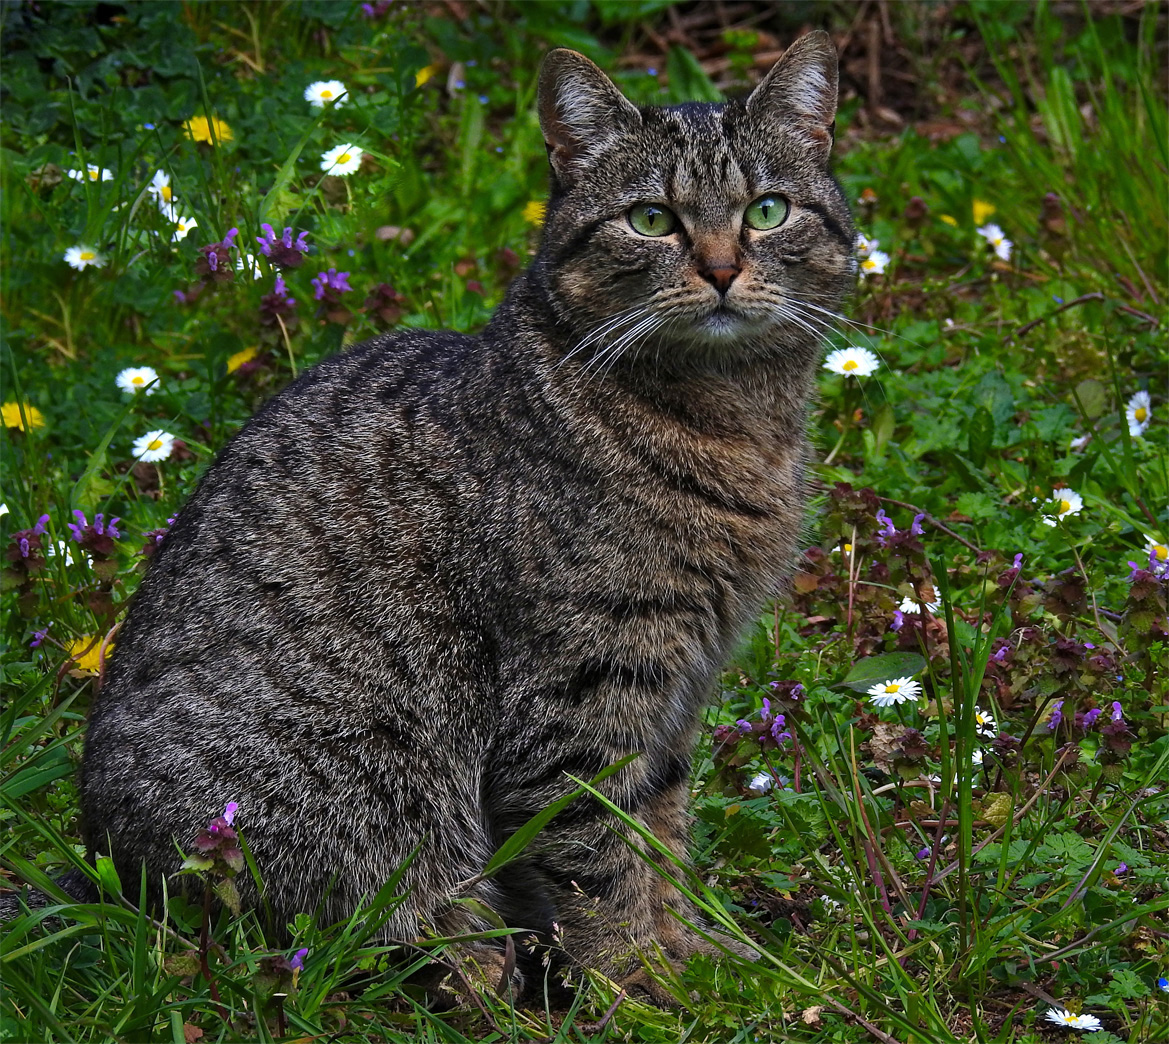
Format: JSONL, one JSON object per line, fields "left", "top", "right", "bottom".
{"left": 534, "top": 33, "right": 855, "bottom": 370}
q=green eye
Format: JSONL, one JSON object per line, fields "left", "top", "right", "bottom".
{"left": 628, "top": 203, "right": 678, "bottom": 237}
{"left": 744, "top": 194, "right": 789, "bottom": 231}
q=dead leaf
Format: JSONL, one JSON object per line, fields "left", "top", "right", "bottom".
{"left": 801, "top": 1005, "right": 823, "bottom": 1025}
{"left": 183, "top": 1024, "right": 204, "bottom": 1043}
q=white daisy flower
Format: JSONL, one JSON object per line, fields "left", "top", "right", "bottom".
{"left": 320, "top": 142, "right": 364, "bottom": 176}
{"left": 1126, "top": 390, "right": 1151, "bottom": 437}
{"left": 68, "top": 164, "right": 113, "bottom": 183}
{"left": 971, "top": 748, "right": 984, "bottom": 766}
{"left": 867, "top": 676, "right": 923, "bottom": 707}
{"left": 747, "top": 771, "right": 773, "bottom": 795}
{"left": 304, "top": 80, "right": 349, "bottom": 108}
{"left": 146, "top": 169, "right": 176, "bottom": 207}
{"left": 46, "top": 539, "right": 92, "bottom": 568}
{"left": 976, "top": 223, "right": 1012, "bottom": 261}
{"left": 1040, "top": 487, "right": 1084, "bottom": 526}
{"left": 855, "top": 234, "right": 879, "bottom": 258}
{"left": 859, "top": 249, "right": 890, "bottom": 277}
{"left": 1145, "top": 534, "right": 1169, "bottom": 566}
{"left": 132, "top": 430, "right": 176, "bottom": 463}
{"left": 64, "top": 245, "right": 106, "bottom": 270}
{"left": 1044, "top": 1009, "right": 1102, "bottom": 1032}
{"left": 116, "top": 366, "right": 160, "bottom": 395}
{"left": 1069, "top": 434, "right": 1090, "bottom": 451}
{"left": 898, "top": 591, "right": 940, "bottom": 614}
{"left": 236, "top": 252, "right": 264, "bottom": 280}
{"left": 974, "top": 706, "right": 997, "bottom": 738}
{"left": 171, "top": 214, "right": 198, "bottom": 242}
{"left": 0, "top": 503, "right": 7, "bottom": 517}
{"left": 823, "top": 346, "right": 880, "bottom": 377}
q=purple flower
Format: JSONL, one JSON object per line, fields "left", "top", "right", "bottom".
{"left": 1012, "top": 553, "right": 1023, "bottom": 570}
{"left": 1115, "top": 862, "right": 1128, "bottom": 875}
{"left": 915, "top": 847, "right": 931, "bottom": 860}
{"left": 910, "top": 513, "right": 926, "bottom": 536}
{"left": 30, "top": 625, "right": 50, "bottom": 648}
{"left": 223, "top": 801, "right": 239, "bottom": 826}
{"left": 311, "top": 268, "right": 352, "bottom": 300}
{"left": 196, "top": 228, "right": 239, "bottom": 284}
{"left": 289, "top": 947, "right": 308, "bottom": 971}
{"left": 890, "top": 609, "right": 904, "bottom": 632}
{"left": 1048, "top": 700, "right": 1064, "bottom": 730}
{"left": 736, "top": 719, "right": 752, "bottom": 733}
{"left": 66, "top": 510, "right": 120, "bottom": 558}
{"left": 33, "top": 514, "right": 49, "bottom": 535}
{"left": 1111, "top": 701, "right": 1124, "bottom": 723}
{"left": 1081, "top": 707, "right": 1102, "bottom": 729}
{"left": 256, "top": 224, "right": 310, "bottom": 269}
{"left": 875, "top": 508, "right": 896, "bottom": 547}
{"left": 991, "top": 644, "right": 1008, "bottom": 663}
{"left": 260, "top": 274, "right": 298, "bottom": 332}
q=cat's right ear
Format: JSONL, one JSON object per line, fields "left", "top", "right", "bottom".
{"left": 538, "top": 49, "right": 642, "bottom": 187}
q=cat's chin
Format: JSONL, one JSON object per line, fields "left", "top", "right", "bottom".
{"left": 681, "top": 309, "right": 771, "bottom": 349}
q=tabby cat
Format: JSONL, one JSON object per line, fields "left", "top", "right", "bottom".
{"left": 79, "top": 32, "right": 854, "bottom": 999}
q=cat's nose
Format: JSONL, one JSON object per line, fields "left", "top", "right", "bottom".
{"left": 699, "top": 263, "right": 740, "bottom": 294}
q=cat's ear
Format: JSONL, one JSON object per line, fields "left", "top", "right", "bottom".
{"left": 746, "top": 30, "right": 838, "bottom": 161}
{"left": 538, "top": 49, "right": 642, "bottom": 185}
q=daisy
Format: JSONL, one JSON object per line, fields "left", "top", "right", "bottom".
{"left": 171, "top": 214, "right": 198, "bottom": 242}
{"left": 320, "top": 143, "right": 364, "bottom": 176}
{"left": 146, "top": 169, "right": 176, "bottom": 207}
{"left": 1044, "top": 1009, "right": 1102, "bottom": 1032}
{"left": 976, "top": 223, "right": 1012, "bottom": 261}
{"left": 132, "top": 430, "right": 176, "bottom": 463}
{"left": 867, "top": 676, "right": 922, "bottom": 708}
{"left": 823, "top": 346, "right": 880, "bottom": 377}
{"left": 859, "top": 249, "right": 890, "bottom": 277}
{"left": 855, "top": 234, "right": 878, "bottom": 258}
{"left": 116, "top": 366, "right": 161, "bottom": 395}
{"left": 1069, "top": 434, "right": 1090, "bottom": 451}
{"left": 1145, "top": 534, "right": 1169, "bottom": 567}
{"left": 64, "top": 245, "right": 106, "bottom": 270}
{"left": 898, "top": 591, "right": 939, "bottom": 614}
{"left": 1040, "top": 487, "right": 1083, "bottom": 527}
{"left": 236, "top": 252, "right": 264, "bottom": 280}
{"left": 2, "top": 401, "right": 45, "bottom": 430}
{"left": 183, "top": 115, "right": 233, "bottom": 144}
{"left": 67, "top": 164, "right": 113, "bottom": 183}
{"left": 971, "top": 748, "right": 985, "bottom": 766}
{"left": 1126, "top": 390, "right": 1151, "bottom": 437}
{"left": 47, "top": 539, "right": 92, "bottom": 568}
{"left": 304, "top": 80, "right": 349, "bottom": 108}
{"left": 974, "top": 706, "right": 997, "bottom": 738}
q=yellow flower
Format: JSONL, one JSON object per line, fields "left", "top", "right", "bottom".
{"left": 522, "top": 200, "right": 546, "bottom": 226}
{"left": 939, "top": 214, "right": 958, "bottom": 227}
{"left": 414, "top": 64, "right": 436, "bottom": 88}
{"left": 2, "top": 401, "right": 45, "bottom": 430}
{"left": 183, "top": 115, "right": 234, "bottom": 144}
{"left": 972, "top": 199, "right": 996, "bottom": 224}
{"left": 68, "top": 635, "right": 112, "bottom": 674}
{"left": 227, "top": 346, "right": 259, "bottom": 373}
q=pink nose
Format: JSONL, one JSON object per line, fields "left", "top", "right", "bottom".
{"left": 701, "top": 264, "right": 740, "bottom": 293}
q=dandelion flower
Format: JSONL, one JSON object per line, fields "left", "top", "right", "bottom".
{"left": 1040, "top": 487, "right": 1083, "bottom": 526}
{"left": 67, "top": 164, "right": 113, "bottom": 183}
{"left": 859, "top": 249, "right": 890, "bottom": 277}
{"left": 116, "top": 366, "right": 161, "bottom": 395}
{"left": 320, "top": 143, "right": 364, "bottom": 176}
{"left": 972, "top": 199, "right": 996, "bottom": 224}
{"left": 1126, "top": 390, "right": 1151, "bottom": 437}
{"left": 227, "top": 346, "right": 259, "bottom": 373}
{"left": 304, "top": 80, "right": 349, "bottom": 108}
{"left": 183, "top": 114, "right": 233, "bottom": 144}
{"left": 147, "top": 169, "right": 176, "bottom": 206}
{"left": 67, "top": 635, "right": 110, "bottom": 674}
{"left": 522, "top": 200, "right": 546, "bottom": 226}
{"left": 1044, "top": 1009, "right": 1102, "bottom": 1032}
{"left": 64, "top": 245, "right": 106, "bottom": 270}
{"left": 939, "top": 214, "right": 958, "bottom": 227}
{"left": 867, "top": 676, "right": 922, "bottom": 708}
{"left": 132, "top": 429, "right": 176, "bottom": 463}
{"left": 976, "top": 223, "right": 1012, "bottom": 261}
{"left": 823, "top": 346, "right": 880, "bottom": 377}
{"left": 171, "top": 214, "right": 198, "bottom": 242}
{"left": 414, "top": 64, "right": 437, "bottom": 87}
{"left": 2, "top": 402, "right": 45, "bottom": 430}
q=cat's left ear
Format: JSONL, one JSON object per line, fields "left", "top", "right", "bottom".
{"left": 746, "top": 30, "right": 838, "bottom": 162}
{"left": 538, "top": 49, "right": 642, "bottom": 186}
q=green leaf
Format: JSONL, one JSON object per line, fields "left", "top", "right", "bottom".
{"left": 665, "top": 46, "right": 722, "bottom": 104}
{"left": 965, "top": 405, "right": 995, "bottom": 467}
{"left": 1073, "top": 378, "right": 1108, "bottom": 420}
{"left": 95, "top": 855, "right": 122, "bottom": 898}
{"left": 839, "top": 653, "right": 927, "bottom": 692}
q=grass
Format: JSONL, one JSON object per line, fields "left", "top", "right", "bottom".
{"left": 2, "top": 2, "right": 1167, "bottom": 1041}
